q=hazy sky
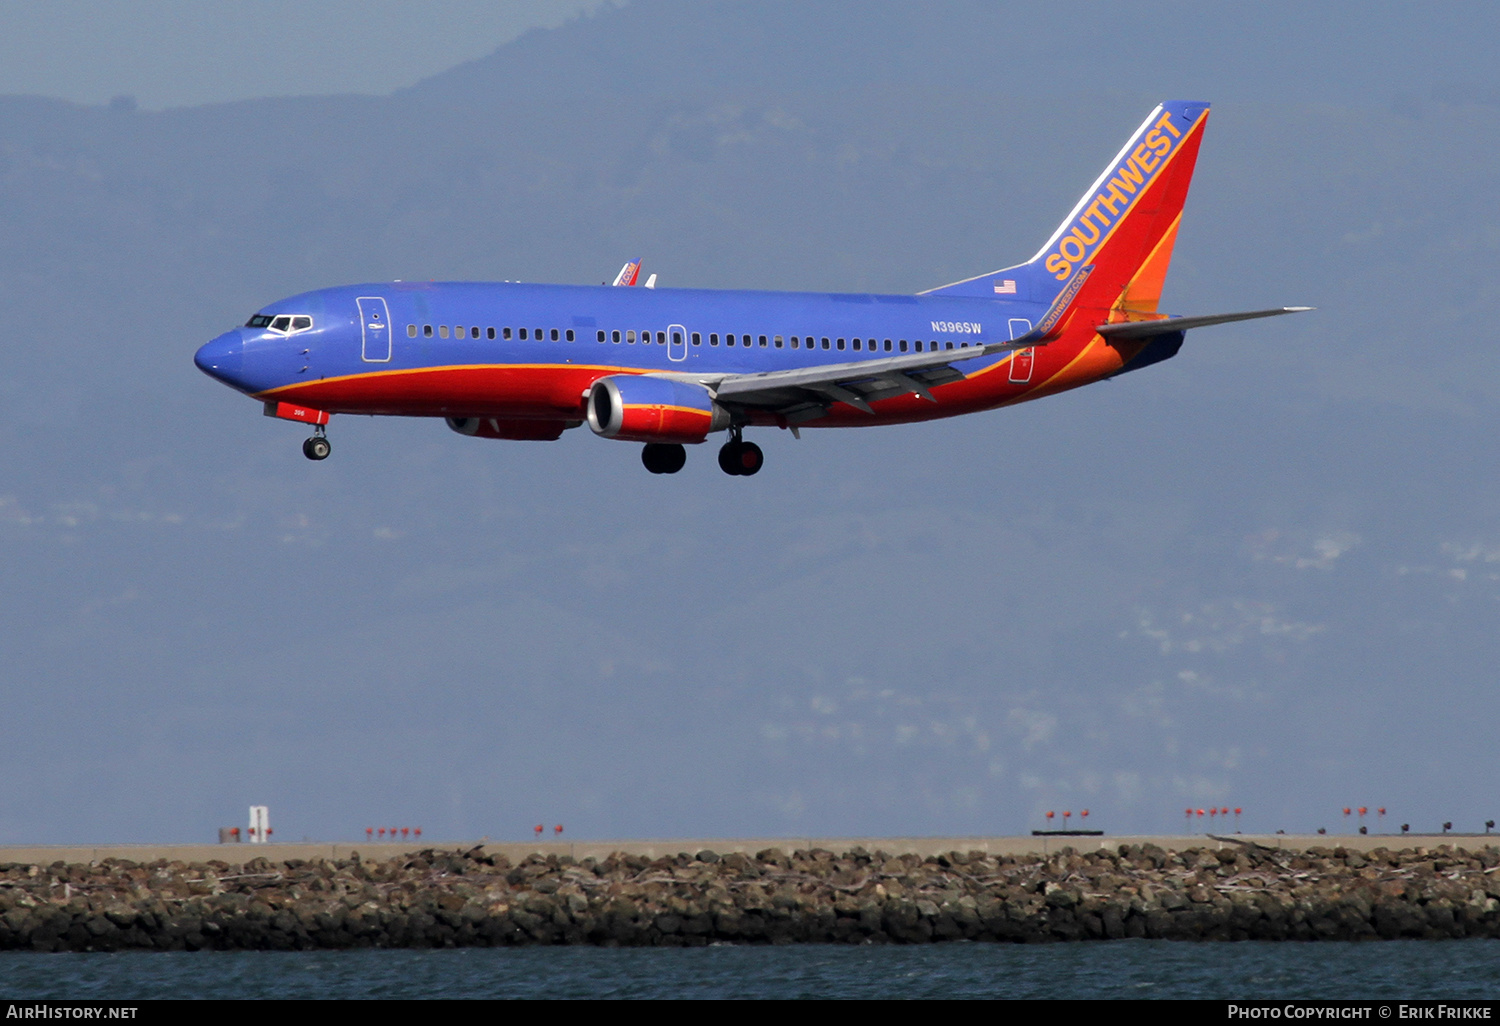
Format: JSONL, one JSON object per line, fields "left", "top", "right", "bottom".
{"left": 0, "top": 0, "right": 611, "bottom": 109}
{"left": 2, "top": 1, "right": 1498, "bottom": 846}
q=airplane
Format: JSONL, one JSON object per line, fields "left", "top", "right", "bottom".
{"left": 194, "top": 100, "right": 1306, "bottom": 476}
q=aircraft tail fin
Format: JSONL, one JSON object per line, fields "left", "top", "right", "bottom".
{"left": 922, "top": 101, "right": 1211, "bottom": 333}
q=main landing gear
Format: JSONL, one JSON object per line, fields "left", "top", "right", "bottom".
{"left": 641, "top": 442, "right": 686, "bottom": 474}
{"left": 302, "top": 426, "right": 331, "bottom": 461}
{"left": 718, "top": 430, "right": 763, "bottom": 476}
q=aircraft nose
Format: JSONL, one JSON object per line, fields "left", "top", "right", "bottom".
{"left": 194, "top": 330, "right": 244, "bottom": 383}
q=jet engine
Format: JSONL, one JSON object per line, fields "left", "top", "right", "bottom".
{"left": 446, "top": 417, "right": 578, "bottom": 441}
{"left": 586, "top": 375, "right": 729, "bottom": 444}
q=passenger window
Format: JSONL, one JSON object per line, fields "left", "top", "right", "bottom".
{"left": 424, "top": 324, "right": 433, "bottom": 337}
{"left": 709, "top": 333, "right": 719, "bottom": 346}
{"left": 946, "top": 341, "right": 953, "bottom": 350}
{"left": 503, "top": 327, "right": 512, "bottom": 339}
{"left": 672, "top": 331, "right": 682, "bottom": 346}
{"left": 626, "top": 330, "right": 636, "bottom": 343}
{"left": 822, "top": 337, "right": 830, "bottom": 349}
{"left": 407, "top": 324, "right": 417, "bottom": 337}
{"left": 551, "top": 328, "right": 559, "bottom": 341}
{"left": 534, "top": 328, "right": 542, "bottom": 340}
{"left": 519, "top": 328, "right": 527, "bottom": 340}
{"left": 884, "top": 340, "right": 892, "bottom": 351}
{"left": 791, "top": 336, "right": 800, "bottom": 349}
{"left": 597, "top": 330, "right": 606, "bottom": 342}
{"left": 656, "top": 331, "right": 665, "bottom": 345}
{"left": 853, "top": 339, "right": 861, "bottom": 351}
{"left": 774, "top": 335, "right": 783, "bottom": 348}
{"left": 470, "top": 327, "right": 479, "bottom": 339}
{"left": 691, "top": 332, "right": 701, "bottom": 346}
{"left": 612, "top": 330, "right": 621, "bottom": 343}
{"left": 487, "top": 327, "right": 495, "bottom": 340}
{"left": 566, "top": 329, "right": 575, "bottom": 342}
{"left": 439, "top": 325, "right": 450, "bottom": 338}
{"left": 899, "top": 339, "right": 907, "bottom": 352}
{"left": 837, "top": 338, "right": 845, "bottom": 350}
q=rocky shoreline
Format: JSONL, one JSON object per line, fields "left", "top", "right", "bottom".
{"left": 2, "top": 842, "right": 1498, "bottom": 951}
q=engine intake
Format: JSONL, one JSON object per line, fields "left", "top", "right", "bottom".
{"left": 586, "top": 375, "right": 728, "bottom": 444}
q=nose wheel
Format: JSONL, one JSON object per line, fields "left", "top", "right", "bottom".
{"left": 717, "top": 436, "right": 763, "bottom": 476}
{"left": 302, "top": 429, "right": 331, "bottom": 461}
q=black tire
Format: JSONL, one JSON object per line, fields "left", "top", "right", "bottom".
{"left": 641, "top": 442, "right": 685, "bottom": 474}
{"left": 737, "top": 441, "right": 764, "bottom": 476}
{"left": 718, "top": 440, "right": 744, "bottom": 476}
{"left": 659, "top": 443, "right": 686, "bottom": 474}
{"left": 303, "top": 436, "right": 331, "bottom": 461}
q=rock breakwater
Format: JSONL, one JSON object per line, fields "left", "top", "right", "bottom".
{"left": 3, "top": 842, "right": 1498, "bottom": 950}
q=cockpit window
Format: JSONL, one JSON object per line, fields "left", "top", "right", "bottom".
{"left": 246, "top": 313, "right": 314, "bottom": 333}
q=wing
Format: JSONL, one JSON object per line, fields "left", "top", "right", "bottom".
{"left": 611, "top": 260, "right": 641, "bottom": 287}
{"left": 680, "top": 339, "right": 1036, "bottom": 423}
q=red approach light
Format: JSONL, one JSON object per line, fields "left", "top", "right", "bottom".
{"left": 534, "top": 824, "right": 544, "bottom": 837}
{"left": 1358, "top": 807, "right": 1367, "bottom": 816}
{"left": 1046, "top": 811, "right": 1055, "bottom": 819}
{"left": 1063, "top": 811, "right": 1071, "bottom": 820}
{"left": 401, "top": 828, "right": 409, "bottom": 839}
{"left": 366, "top": 828, "right": 373, "bottom": 838}
{"left": 377, "top": 828, "right": 385, "bottom": 838}
{"left": 1197, "top": 809, "right": 1205, "bottom": 817}
{"left": 1209, "top": 808, "right": 1217, "bottom": 817}
{"left": 415, "top": 828, "right": 422, "bottom": 837}
{"left": 1185, "top": 809, "right": 1193, "bottom": 817}
{"left": 554, "top": 824, "right": 564, "bottom": 835}
{"left": 1220, "top": 807, "right": 1229, "bottom": 815}
{"left": 1378, "top": 808, "right": 1386, "bottom": 816}
{"left": 1234, "top": 808, "right": 1242, "bottom": 815}
{"left": 1343, "top": 807, "right": 1351, "bottom": 816}
{"left": 1081, "top": 810, "right": 1090, "bottom": 818}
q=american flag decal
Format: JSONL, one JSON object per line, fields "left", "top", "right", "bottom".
{"left": 993, "top": 279, "right": 1017, "bottom": 294}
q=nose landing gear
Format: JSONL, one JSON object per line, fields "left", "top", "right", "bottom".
{"left": 302, "top": 426, "right": 331, "bottom": 461}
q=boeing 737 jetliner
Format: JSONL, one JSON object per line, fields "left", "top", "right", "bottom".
{"left": 194, "top": 101, "right": 1305, "bottom": 476}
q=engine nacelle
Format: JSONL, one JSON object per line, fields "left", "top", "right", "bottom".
{"left": 586, "top": 375, "right": 728, "bottom": 444}
{"left": 446, "top": 417, "right": 578, "bottom": 441}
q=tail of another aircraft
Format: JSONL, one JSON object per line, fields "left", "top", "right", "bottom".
{"left": 922, "top": 101, "right": 1211, "bottom": 332}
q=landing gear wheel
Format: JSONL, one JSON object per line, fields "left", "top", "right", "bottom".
{"left": 737, "top": 441, "right": 763, "bottom": 476}
{"left": 718, "top": 439, "right": 763, "bottom": 476}
{"left": 303, "top": 436, "right": 331, "bottom": 461}
{"left": 718, "top": 440, "right": 744, "bottom": 476}
{"left": 641, "top": 442, "right": 686, "bottom": 475}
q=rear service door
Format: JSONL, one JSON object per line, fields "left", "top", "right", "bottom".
{"left": 668, "top": 323, "right": 687, "bottom": 362}
{"left": 358, "top": 297, "right": 392, "bottom": 362}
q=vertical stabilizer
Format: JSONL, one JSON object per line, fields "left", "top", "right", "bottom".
{"left": 922, "top": 101, "right": 1210, "bottom": 330}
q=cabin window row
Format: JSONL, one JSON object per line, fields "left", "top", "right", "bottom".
{"left": 405, "top": 323, "right": 974, "bottom": 355}
{"left": 407, "top": 324, "right": 577, "bottom": 342}
{"left": 590, "top": 331, "right": 973, "bottom": 353}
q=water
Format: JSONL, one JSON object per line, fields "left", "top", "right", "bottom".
{"left": 2, "top": 941, "right": 1497, "bottom": 999}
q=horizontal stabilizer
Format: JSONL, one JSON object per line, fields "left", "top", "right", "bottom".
{"left": 1096, "top": 307, "right": 1312, "bottom": 341}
